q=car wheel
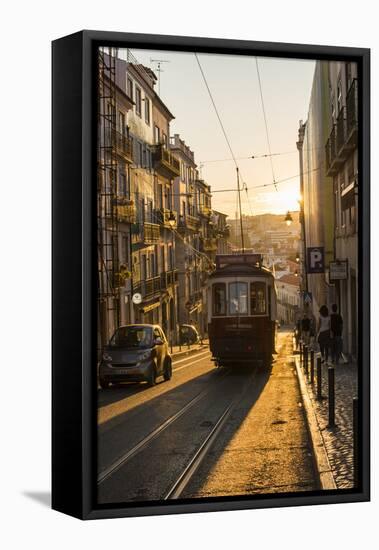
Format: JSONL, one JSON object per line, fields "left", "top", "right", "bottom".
{"left": 163, "top": 359, "right": 172, "bottom": 381}
{"left": 99, "top": 378, "right": 110, "bottom": 389}
{"left": 147, "top": 365, "right": 157, "bottom": 387}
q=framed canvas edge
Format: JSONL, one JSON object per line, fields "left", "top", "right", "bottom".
{"left": 52, "top": 30, "right": 370, "bottom": 520}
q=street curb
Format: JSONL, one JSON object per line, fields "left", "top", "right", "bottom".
{"left": 294, "top": 355, "right": 337, "bottom": 491}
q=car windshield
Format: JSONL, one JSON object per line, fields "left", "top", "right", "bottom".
{"left": 109, "top": 326, "right": 153, "bottom": 349}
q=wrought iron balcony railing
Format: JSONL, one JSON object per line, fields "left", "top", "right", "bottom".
{"left": 155, "top": 208, "right": 178, "bottom": 229}
{"left": 178, "top": 213, "right": 200, "bottom": 233}
{"left": 115, "top": 197, "right": 136, "bottom": 223}
{"left": 153, "top": 144, "right": 180, "bottom": 179}
{"left": 201, "top": 237, "right": 218, "bottom": 252}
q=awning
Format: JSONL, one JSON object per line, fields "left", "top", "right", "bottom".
{"left": 141, "top": 301, "right": 160, "bottom": 314}
{"left": 189, "top": 301, "right": 202, "bottom": 314}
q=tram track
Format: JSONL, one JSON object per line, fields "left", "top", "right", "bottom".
{"left": 164, "top": 368, "right": 259, "bottom": 500}
{"left": 97, "top": 364, "right": 228, "bottom": 485}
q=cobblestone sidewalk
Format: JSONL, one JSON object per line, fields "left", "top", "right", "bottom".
{"left": 294, "top": 340, "right": 358, "bottom": 489}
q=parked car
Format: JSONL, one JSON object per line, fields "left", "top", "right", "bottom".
{"left": 99, "top": 324, "right": 172, "bottom": 389}
{"left": 179, "top": 324, "right": 200, "bottom": 345}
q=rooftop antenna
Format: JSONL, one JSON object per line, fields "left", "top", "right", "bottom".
{"left": 150, "top": 58, "right": 170, "bottom": 95}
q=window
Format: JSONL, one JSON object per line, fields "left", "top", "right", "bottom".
{"left": 135, "top": 86, "right": 142, "bottom": 116}
{"left": 154, "top": 125, "right": 160, "bottom": 144}
{"left": 162, "top": 133, "right": 168, "bottom": 148}
{"left": 213, "top": 283, "right": 226, "bottom": 316}
{"left": 127, "top": 77, "right": 133, "bottom": 100}
{"left": 229, "top": 282, "right": 248, "bottom": 315}
{"left": 118, "top": 111, "right": 125, "bottom": 134}
{"left": 138, "top": 142, "right": 143, "bottom": 166}
{"left": 119, "top": 171, "right": 127, "bottom": 195}
{"left": 250, "top": 282, "right": 266, "bottom": 315}
{"left": 145, "top": 97, "right": 150, "bottom": 124}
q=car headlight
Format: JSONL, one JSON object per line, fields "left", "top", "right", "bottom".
{"left": 139, "top": 351, "right": 150, "bottom": 361}
{"left": 102, "top": 353, "right": 112, "bottom": 362}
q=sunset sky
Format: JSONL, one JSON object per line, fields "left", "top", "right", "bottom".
{"left": 129, "top": 48, "right": 315, "bottom": 218}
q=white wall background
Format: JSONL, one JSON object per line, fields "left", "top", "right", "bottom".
{"left": 0, "top": 1, "right": 376, "bottom": 548}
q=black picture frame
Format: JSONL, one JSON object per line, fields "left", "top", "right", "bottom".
{"left": 52, "top": 30, "right": 370, "bottom": 520}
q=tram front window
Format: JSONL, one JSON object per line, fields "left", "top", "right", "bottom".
{"left": 250, "top": 281, "right": 266, "bottom": 314}
{"left": 213, "top": 283, "right": 226, "bottom": 316}
{"left": 229, "top": 282, "right": 248, "bottom": 315}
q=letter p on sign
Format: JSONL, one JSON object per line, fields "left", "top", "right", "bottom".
{"left": 307, "top": 247, "right": 325, "bottom": 273}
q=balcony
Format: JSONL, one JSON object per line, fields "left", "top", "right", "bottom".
{"left": 346, "top": 79, "right": 358, "bottom": 146}
{"left": 153, "top": 144, "right": 180, "bottom": 179}
{"left": 326, "top": 82, "right": 358, "bottom": 177}
{"left": 101, "top": 128, "right": 133, "bottom": 163}
{"left": 143, "top": 222, "right": 160, "bottom": 244}
{"left": 201, "top": 237, "right": 218, "bottom": 252}
{"left": 178, "top": 213, "right": 200, "bottom": 233}
{"left": 161, "top": 269, "right": 178, "bottom": 288}
{"left": 156, "top": 208, "right": 178, "bottom": 229}
{"left": 199, "top": 204, "right": 212, "bottom": 218}
{"left": 325, "top": 125, "right": 344, "bottom": 176}
{"left": 115, "top": 197, "right": 136, "bottom": 224}
{"left": 114, "top": 131, "right": 134, "bottom": 163}
{"left": 133, "top": 275, "right": 161, "bottom": 299}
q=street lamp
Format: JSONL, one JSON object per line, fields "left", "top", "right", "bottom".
{"left": 284, "top": 211, "right": 293, "bottom": 227}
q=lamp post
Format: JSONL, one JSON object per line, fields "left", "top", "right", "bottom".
{"left": 284, "top": 211, "right": 293, "bottom": 227}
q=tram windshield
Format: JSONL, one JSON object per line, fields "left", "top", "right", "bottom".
{"left": 213, "top": 283, "right": 226, "bottom": 316}
{"left": 229, "top": 282, "right": 248, "bottom": 315}
{"left": 250, "top": 281, "right": 266, "bottom": 314}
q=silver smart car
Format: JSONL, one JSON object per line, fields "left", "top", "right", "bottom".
{"left": 99, "top": 324, "right": 172, "bottom": 389}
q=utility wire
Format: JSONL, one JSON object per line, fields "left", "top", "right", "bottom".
{"left": 255, "top": 57, "right": 277, "bottom": 191}
{"left": 195, "top": 54, "right": 240, "bottom": 170}
{"left": 210, "top": 167, "right": 320, "bottom": 193}
{"left": 200, "top": 151, "right": 297, "bottom": 163}
{"left": 195, "top": 53, "right": 249, "bottom": 242}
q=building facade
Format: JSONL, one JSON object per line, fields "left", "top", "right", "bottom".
{"left": 97, "top": 49, "right": 231, "bottom": 349}
{"left": 297, "top": 60, "right": 358, "bottom": 357}
{"left": 276, "top": 274, "right": 301, "bottom": 326}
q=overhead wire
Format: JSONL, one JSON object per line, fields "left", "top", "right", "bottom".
{"left": 194, "top": 53, "right": 250, "bottom": 240}
{"left": 255, "top": 57, "right": 278, "bottom": 191}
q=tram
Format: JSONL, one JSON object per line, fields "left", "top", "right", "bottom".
{"left": 207, "top": 254, "right": 277, "bottom": 367}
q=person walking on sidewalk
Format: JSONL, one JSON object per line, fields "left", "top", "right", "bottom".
{"left": 330, "top": 303, "right": 343, "bottom": 364}
{"left": 301, "top": 313, "right": 311, "bottom": 346}
{"left": 317, "top": 305, "right": 331, "bottom": 364}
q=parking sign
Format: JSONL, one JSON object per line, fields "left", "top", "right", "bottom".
{"left": 307, "top": 247, "right": 325, "bottom": 273}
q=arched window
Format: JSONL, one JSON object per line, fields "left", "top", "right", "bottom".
{"left": 213, "top": 283, "right": 226, "bottom": 316}
{"left": 228, "top": 282, "right": 248, "bottom": 315}
{"left": 250, "top": 282, "right": 266, "bottom": 314}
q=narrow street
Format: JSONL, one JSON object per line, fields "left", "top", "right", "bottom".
{"left": 97, "top": 329, "right": 318, "bottom": 504}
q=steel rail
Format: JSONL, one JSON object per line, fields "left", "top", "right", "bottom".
{"left": 97, "top": 367, "right": 228, "bottom": 485}
{"left": 164, "top": 369, "right": 258, "bottom": 500}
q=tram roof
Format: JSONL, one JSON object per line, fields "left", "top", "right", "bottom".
{"left": 209, "top": 263, "right": 274, "bottom": 279}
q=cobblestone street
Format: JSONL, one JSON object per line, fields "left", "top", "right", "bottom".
{"left": 294, "top": 339, "right": 358, "bottom": 489}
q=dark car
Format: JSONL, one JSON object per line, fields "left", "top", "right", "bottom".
{"left": 99, "top": 324, "right": 172, "bottom": 389}
{"left": 179, "top": 324, "right": 200, "bottom": 345}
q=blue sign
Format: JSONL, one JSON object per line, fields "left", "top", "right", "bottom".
{"left": 307, "top": 247, "right": 325, "bottom": 273}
